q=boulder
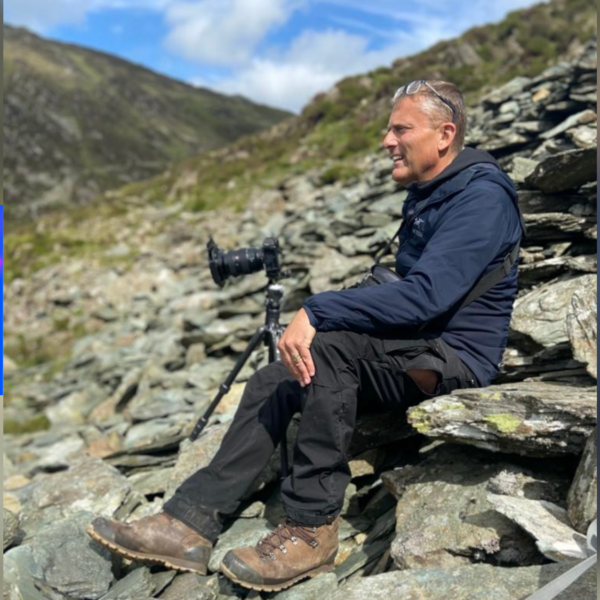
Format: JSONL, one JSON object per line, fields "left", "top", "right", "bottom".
{"left": 566, "top": 281, "right": 597, "bottom": 379}
{"left": 510, "top": 275, "right": 596, "bottom": 349}
{"left": 4, "top": 512, "right": 114, "bottom": 600}
{"left": 407, "top": 382, "right": 596, "bottom": 457}
{"left": 525, "top": 147, "right": 597, "bottom": 192}
{"left": 382, "top": 444, "right": 547, "bottom": 569}
{"left": 330, "top": 562, "right": 596, "bottom": 600}
{"left": 487, "top": 494, "right": 588, "bottom": 561}
{"left": 567, "top": 428, "right": 598, "bottom": 532}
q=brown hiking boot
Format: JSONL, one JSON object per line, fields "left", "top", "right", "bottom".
{"left": 86, "top": 511, "right": 211, "bottom": 574}
{"left": 220, "top": 517, "right": 339, "bottom": 592}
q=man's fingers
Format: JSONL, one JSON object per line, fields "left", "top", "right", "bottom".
{"left": 300, "top": 347, "right": 315, "bottom": 378}
{"left": 281, "top": 346, "right": 312, "bottom": 386}
{"left": 290, "top": 350, "right": 311, "bottom": 386}
{"left": 277, "top": 308, "right": 317, "bottom": 386}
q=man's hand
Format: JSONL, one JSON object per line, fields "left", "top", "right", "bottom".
{"left": 277, "top": 308, "right": 316, "bottom": 386}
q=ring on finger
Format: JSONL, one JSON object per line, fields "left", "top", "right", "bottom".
{"left": 291, "top": 354, "right": 303, "bottom": 363}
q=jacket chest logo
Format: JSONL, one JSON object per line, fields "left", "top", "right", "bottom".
{"left": 412, "top": 217, "right": 425, "bottom": 237}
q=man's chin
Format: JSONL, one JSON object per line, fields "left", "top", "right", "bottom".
{"left": 391, "top": 169, "right": 412, "bottom": 185}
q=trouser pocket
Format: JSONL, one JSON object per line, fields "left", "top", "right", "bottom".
{"left": 380, "top": 338, "right": 445, "bottom": 397}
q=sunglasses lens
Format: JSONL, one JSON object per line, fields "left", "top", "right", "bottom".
{"left": 406, "top": 81, "right": 422, "bottom": 94}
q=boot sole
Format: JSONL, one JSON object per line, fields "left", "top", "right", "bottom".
{"left": 86, "top": 524, "right": 208, "bottom": 575}
{"left": 220, "top": 560, "right": 335, "bottom": 592}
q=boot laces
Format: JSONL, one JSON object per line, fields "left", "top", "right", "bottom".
{"left": 254, "top": 519, "right": 319, "bottom": 561}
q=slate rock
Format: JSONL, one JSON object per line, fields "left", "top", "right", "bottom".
{"left": 511, "top": 275, "right": 596, "bottom": 348}
{"left": 159, "top": 573, "right": 219, "bottom": 600}
{"left": 487, "top": 494, "right": 588, "bottom": 561}
{"left": 208, "top": 518, "right": 273, "bottom": 573}
{"left": 525, "top": 147, "right": 597, "bottom": 192}
{"left": 330, "top": 562, "right": 597, "bottom": 600}
{"left": 522, "top": 212, "right": 591, "bottom": 243}
{"left": 382, "top": 444, "right": 543, "bottom": 569}
{"left": 45, "top": 384, "right": 105, "bottom": 426}
{"left": 407, "top": 382, "right": 597, "bottom": 457}
{"left": 483, "top": 76, "right": 532, "bottom": 106}
{"left": 270, "top": 573, "right": 338, "bottom": 599}
{"left": 486, "top": 465, "right": 568, "bottom": 505}
{"left": 4, "top": 512, "right": 114, "bottom": 600}
{"left": 99, "top": 567, "right": 155, "bottom": 600}
{"left": 566, "top": 280, "right": 597, "bottom": 379}
{"left": 567, "top": 428, "right": 598, "bottom": 533}
{"left": 4, "top": 507, "right": 20, "bottom": 550}
{"left": 21, "top": 455, "right": 132, "bottom": 538}
{"left": 567, "top": 124, "right": 597, "bottom": 148}
{"left": 540, "top": 109, "right": 597, "bottom": 139}
{"left": 23, "top": 434, "right": 85, "bottom": 476}
{"left": 308, "top": 249, "right": 371, "bottom": 294}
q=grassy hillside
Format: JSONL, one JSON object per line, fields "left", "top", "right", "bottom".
{"left": 5, "top": 0, "right": 596, "bottom": 283}
{"left": 95, "top": 0, "right": 598, "bottom": 214}
{"left": 3, "top": 24, "right": 292, "bottom": 220}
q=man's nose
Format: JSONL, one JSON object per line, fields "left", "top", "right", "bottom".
{"left": 382, "top": 130, "right": 395, "bottom": 149}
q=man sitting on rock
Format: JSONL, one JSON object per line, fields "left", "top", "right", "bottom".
{"left": 87, "top": 80, "right": 525, "bottom": 592}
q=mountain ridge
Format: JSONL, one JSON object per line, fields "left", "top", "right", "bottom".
{"left": 5, "top": 0, "right": 597, "bottom": 283}
{"left": 3, "top": 23, "right": 292, "bottom": 221}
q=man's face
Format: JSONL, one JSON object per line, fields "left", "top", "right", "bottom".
{"left": 382, "top": 96, "right": 447, "bottom": 185}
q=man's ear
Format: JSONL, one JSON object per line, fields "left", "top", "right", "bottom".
{"left": 438, "top": 122, "right": 456, "bottom": 152}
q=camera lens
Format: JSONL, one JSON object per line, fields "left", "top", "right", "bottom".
{"left": 207, "top": 237, "right": 282, "bottom": 287}
{"left": 221, "top": 247, "right": 264, "bottom": 278}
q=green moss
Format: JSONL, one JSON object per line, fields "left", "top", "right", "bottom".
{"left": 41, "top": 356, "right": 72, "bottom": 383}
{"left": 437, "top": 400, "right": 467, "bottom": 411}
{"left": 4, "top": 334, "right": 56, "bottom": 368}
{"left": 481, "top": 391, "right": 503, "bottom": 401}
{"left": 319, "top": 164, "right": 362, "bottom": 186}
{"left": 52, "top": 317, "right": 71, "bottom": 332}
{"left": 4, "top": 414, "right": 51, "bottom": 434}
{"left": 484, "top": 413, "right": 522, "bottom": 434}
{"left": 411, "top": 422, "right": 432, "bottom": 434}
{"left": 408, "top": 406, "right": 432, "bottom": 433}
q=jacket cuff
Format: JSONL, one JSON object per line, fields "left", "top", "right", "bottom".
{"left": 302, "top": 303, "right": 319, "bottom": 329}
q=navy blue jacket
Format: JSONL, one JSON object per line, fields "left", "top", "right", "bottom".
{"left": 303, "top": 148, "right": 525, "bottom": 387}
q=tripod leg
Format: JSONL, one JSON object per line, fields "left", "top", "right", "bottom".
{"left": 189, "top": 327, "right": 267, "bottom": 441}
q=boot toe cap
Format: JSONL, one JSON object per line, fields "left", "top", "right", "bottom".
{"left": 221, "top": 550, "right": 264, "bottom": 585}
{"left": 88, "top": 517, "right": 117, "bottom": 544}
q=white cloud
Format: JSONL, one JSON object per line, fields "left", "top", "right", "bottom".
{"left": 202, "top": 59, "right": 335, "bottom": 112}
{"left": 188, "top": 0, "right": 546, "bottom": 112}
{"left": 163, "top": 0, "right": 301, "bottom": 66}
{"left": 196, "top": 22, "right": 453, "bottom": 113}
{"left": 5, "top": 0, "right": 549, "bottom": 113}
{"left": 4, "top": 0, "right": 94, "bottom": 31}
{"left": 4, "top": 0, "right": 172, "bottom": 32}
{"left": 318, "top": 0, "right": 547, "bottom": 24}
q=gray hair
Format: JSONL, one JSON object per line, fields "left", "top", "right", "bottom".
{"left": 392, "top": 80, "right": 466, "bottom": 153}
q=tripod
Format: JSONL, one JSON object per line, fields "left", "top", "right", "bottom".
{"left": 188, "top": 281, "right": 290, "bottom": 477}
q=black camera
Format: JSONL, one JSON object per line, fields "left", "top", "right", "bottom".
{"left": 207, "top": 237, "right": 284, "bottom": 287}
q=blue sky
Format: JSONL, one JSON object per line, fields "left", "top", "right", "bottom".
{"left": 4, "top": 0, "right": 547, "bottom": 113}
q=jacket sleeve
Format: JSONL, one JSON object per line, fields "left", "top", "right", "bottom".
{"left": 303, "top": 181, "right": 519, "bottom": 333}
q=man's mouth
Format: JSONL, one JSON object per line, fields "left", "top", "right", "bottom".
{"left": 391, "top": 154, "right": 404, "bottom": 164}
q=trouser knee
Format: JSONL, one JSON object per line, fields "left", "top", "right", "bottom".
{"left": 309, "top": 330, "right": 365, "bottom": 388}
{"left": 239, "top": 361, "right": 290, "bottom": 406}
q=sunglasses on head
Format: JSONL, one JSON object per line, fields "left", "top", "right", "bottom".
{"left": 393, "top": 80, "right": 458, "bottom": 124}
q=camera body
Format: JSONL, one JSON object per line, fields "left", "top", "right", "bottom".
{"left": 207, "top": 237, "right": 283, "bottom": 287}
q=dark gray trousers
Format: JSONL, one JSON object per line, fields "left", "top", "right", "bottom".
{"left": 164, "top": 330, "right": 476, "bottom": 541}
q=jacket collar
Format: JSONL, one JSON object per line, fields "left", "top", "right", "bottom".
{"left": 405, "top": 147, "right": 500, "bottom": 200}
{"left": 406, "top": 164, "right": 482, "bottom": 208}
